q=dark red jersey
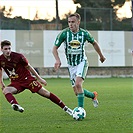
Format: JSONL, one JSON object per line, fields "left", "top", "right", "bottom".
{"left": 0, "top": 52, "right": 32, "bottom": 82}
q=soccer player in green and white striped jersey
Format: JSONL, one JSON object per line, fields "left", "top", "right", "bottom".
{"left": 52, "top": 13, "right": 105, "bottom": 109}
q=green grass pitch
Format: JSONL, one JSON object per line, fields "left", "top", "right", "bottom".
{"left": 0, "top": 78, "right": 132, "bottom": 133}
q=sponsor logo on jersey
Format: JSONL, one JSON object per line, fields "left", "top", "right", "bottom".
{"left": 69, "top": 40, "right": 80, "bottom": 49}
{"left": 7, "top": 68, "right": 19, "bottom": 79}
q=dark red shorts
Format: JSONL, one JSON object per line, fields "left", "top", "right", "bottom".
{"left": 8, "top": 77, "right": 42, "bottom": 93}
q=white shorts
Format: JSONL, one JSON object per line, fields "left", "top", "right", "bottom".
{"left": 68, "top": 60, "right": 88, "bottom": 87}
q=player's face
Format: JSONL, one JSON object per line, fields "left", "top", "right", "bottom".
{"left": 1, "top": 45, "right": 11, "bottom": 57}
{"left": 68, "top": 16, "right": 80, "bottom": 33}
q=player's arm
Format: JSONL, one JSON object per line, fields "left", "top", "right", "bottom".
{"left": 52, "top": 45, "right": 61, "bottom": 71}
{"left": 52, "top": 31, "right": 66, "bottom": 71}
{"left": 91, "top": 40, "right": 106, "bottom": 63}
{"left": 20, "top": 54, "right": 47, "bottom": 85}
{"left": 0, "top": 68, "right": 6, "bottom": 90}
{"left": 26, "top": 64, "right": 47, "bottom": 86}
{"left": 86, "top": 30, "right": 105, "bottom": 63}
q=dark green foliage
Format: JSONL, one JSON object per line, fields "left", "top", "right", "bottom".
{"left": 0, "top": 1, "right": 131, "bottom": 31}
{"left": 73, "top": 0, "right": 125, "bottom": 8}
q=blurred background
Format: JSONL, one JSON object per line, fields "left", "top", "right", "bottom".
{"left": 0, "top": 0, "right": 132, "bottom": 78}
{"left": 0, "top": 0, "right": 132, "bottom": 30}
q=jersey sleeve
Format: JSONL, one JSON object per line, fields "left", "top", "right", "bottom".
{"left": 86, "top": 30, "right": 95, "bottom": 43}
{"left": 0, "top": 56, "right": 3, "bottom": 70}
{"left": 54, "top": 30, "right": 66, "bottom": 47}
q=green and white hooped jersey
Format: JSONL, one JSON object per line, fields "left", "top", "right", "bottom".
{"left": 54, "top": 28, "right": 94, "bottom": 66}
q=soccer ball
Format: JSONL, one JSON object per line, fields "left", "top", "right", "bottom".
{"left": 72, "top": 107, "right": 86, "bottom": 120}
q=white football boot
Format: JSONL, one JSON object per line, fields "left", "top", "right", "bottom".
{"left": 63, "top": 106, "right": 73, "bottom": 116}
{"left": 12, "top": 104, "right": 24, "bottom": 113}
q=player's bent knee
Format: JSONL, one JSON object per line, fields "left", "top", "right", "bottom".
{"left": 75, "top": 83, "right": 81, "bottom": 89}
{"left": 2, "top": 87, "right": 17, "bottom": 95}
{"left": 2, "top": 87, "right": 11, "bottom": 95}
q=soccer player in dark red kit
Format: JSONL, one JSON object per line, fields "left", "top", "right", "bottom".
{"left": 0, "top": 40, "right": 72, "bottom": 115}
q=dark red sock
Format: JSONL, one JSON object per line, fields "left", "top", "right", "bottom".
{"left": 49, "top": 93, "right": 65, "bottom": 109}
{"left": 5, "top": 93, "right": 18, "bottom": 104}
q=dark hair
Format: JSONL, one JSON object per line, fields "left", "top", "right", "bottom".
{"left": 1, "top": 40, "right": 11, "bottom": 49}
{"left": 68, "top": 13, "right": 81, "bottom": 21}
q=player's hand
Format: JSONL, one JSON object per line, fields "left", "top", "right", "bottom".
{"left": 54, "top": 60, "right": 61, "bottom": 71}
{"left": 0, "top": 82, "right": 6, "bottom": 90}
{"left": 38, "top": 78, "right": 47, "bottom": 86}
{"left": 100, "top": 56, "right": 106, "bottom": 63}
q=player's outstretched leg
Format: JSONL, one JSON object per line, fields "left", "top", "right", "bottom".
{"left": 37, "top": 88, "right": 73, "bottom": 116}
{"left": 48, "top": 92, "right": 73, "bottom": 116}
{"left": 83, "top": 89, "right": 99, "bottom": 107}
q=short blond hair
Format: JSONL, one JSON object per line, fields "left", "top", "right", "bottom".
{"left": 68, "top": 13, "right": 81, "bottom": 21}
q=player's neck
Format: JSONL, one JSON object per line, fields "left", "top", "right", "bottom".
{"left": 4, "top": 55, "right": 11, "bottom": 61}
{"left": 71, "top": 28, "right": 79, "bottom": 33}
